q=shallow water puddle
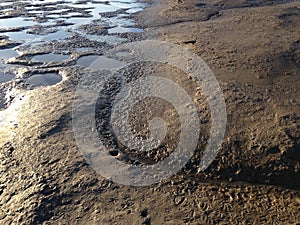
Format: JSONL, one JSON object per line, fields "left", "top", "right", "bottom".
{"left": 32, "top": 53, "right": 70, "bottom": 63}
{"left": 0, "top": 71, "right": 14, "bottom": 83}
{"left": 64, "top": 12, "right": 83, "bottom": 17}
{"left": 28, "top": 10, "right": 46, "bottom": 14}
{"left": 48, "top": 14, "right": 63, "bottom": 19}
{"left": 85, "top": 34, "right": 126, "bottom": 45}
{"left": 108, "top": 26, "right": 143, "bottom": 34}
{"left": 43, "top": 29, "right": 69, "bottom": 41}
{"left": 66, "top": 17, "right": 94, "bottom": 27}
{"left": 0, "top": 63, "right": 14, "bottom": 83}
{"left": 0, "top": 100, "right": 6, "bottom": 109}
{"left": 109, "top": 16, "right": 136, "bottom": 27}
{"left": 0, "top": 0, "right": 146, "bottom": 69}
{"left": 0, "top": 2, "right": 12, "bottom": 6}
{"left": 110, "top": 1, "right": 143, "bottom": 9}
{"left": 25, "top": 6, "right": 40, "bottom": 10}
{"left": 0, "top": 49, "right": 19, "bottom": 60}
{"left": 4, "top": 29, "right": 69, "bottom": 47}
{"left": 4, "top": 31, "right": 42, "bottom": 42}
{"left": 48, "top": 8, "right": 70, "bottom": 14}
{"left": 0, "top": 17, "right": 36, "bottom": 29}
{"left": 76, "top": 55, "right": 125, "bottom": 69}
{"left": 125, "top": 7, "right": 143, "bottom": 13}
{"left": 88, "top": 3, "right": 120, "bottom": 15}
{"left": 71, "top": 2, "right": 119, "bottom": 12}
{"left": 26, "top": 73, "right": 62, "bottom": 87}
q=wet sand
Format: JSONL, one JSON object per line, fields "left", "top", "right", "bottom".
{"left": 0, "top": 0, "right": 300, "bottom": 224}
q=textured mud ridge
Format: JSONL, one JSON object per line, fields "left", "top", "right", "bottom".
{"left": 94, "top": 62, "right": 210, "bottom": 166}
{"left": 136, "top": 0, "right": 300, "bottom": 186}
{"left": 0, "top": 0, "right": 300, "bottom": 224}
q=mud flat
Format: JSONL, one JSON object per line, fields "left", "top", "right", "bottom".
{"left": 0, "top": 0, "right": 300, "bottom": 224}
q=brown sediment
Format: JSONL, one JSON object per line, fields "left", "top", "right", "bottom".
{"left": 0, "top": 0, "right": 299, "bottom": 224}
{"left": 135, "top": 0, "right": 300, "bottom": 187}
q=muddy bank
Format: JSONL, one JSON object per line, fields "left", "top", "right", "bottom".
{"left": 0, "top": 0, "right": 299, "bottom": 224}
{"left": 136, "top": 0, "right": 300, "bottom": 187}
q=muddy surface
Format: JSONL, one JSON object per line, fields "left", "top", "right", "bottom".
{"left": 0, "top": 0, "right": 300, "bottom": 224}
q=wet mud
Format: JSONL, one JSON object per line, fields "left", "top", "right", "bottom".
{"left": 0, "top": 0, "right": 299, "bottom": 224}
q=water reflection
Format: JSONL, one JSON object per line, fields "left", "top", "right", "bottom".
{"left": 32, "top": 53, "right": 70, "bottom": 63}
{"left": 76, "top": 55, "right": 125, "bottom": 69}
{"left": 0, "top": 63, "right": 14, "bottom": 83}
{"left": 0, "top": 18, "right": 37, "bottom": 29}
{"left": 108, "top": 26, "right": 143, "bottom": 34}
{"left": 0, "top": 0, "right": 146, "bottom": 69}
{"left": 26, "top": 73, "right": 62, "bottom": 87}
{"left": 0, "top": 49, "right": 19, "bottom": 60}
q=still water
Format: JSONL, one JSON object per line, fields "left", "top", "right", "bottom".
{"left": 0, "top": 0, "right": 145, "bottom": 86}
